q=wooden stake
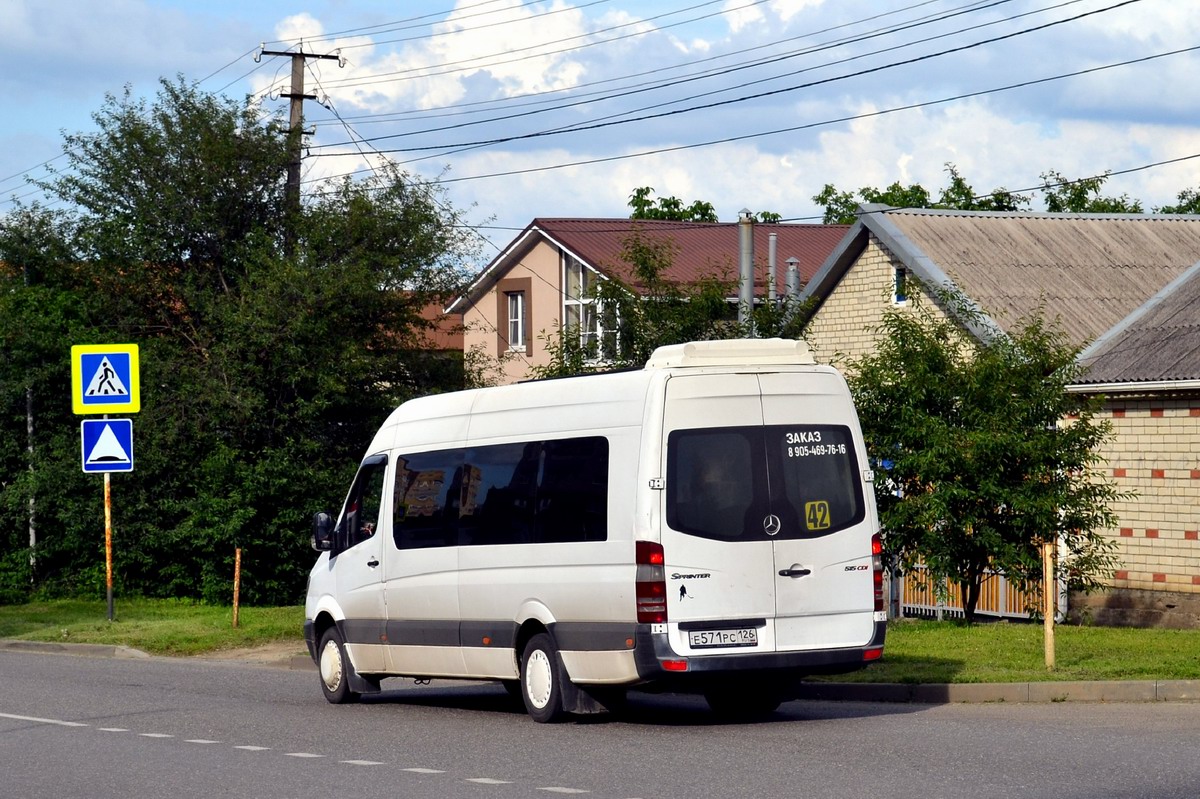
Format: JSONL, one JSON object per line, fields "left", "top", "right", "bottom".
{"left": 1043, "top": 540, "right": 1055, "bottom": 670}
{"left": 232, "top": 547, "right": 242, "bottom": 629}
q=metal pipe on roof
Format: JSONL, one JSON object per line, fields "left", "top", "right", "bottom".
{"left": 738, "top": 209, "right": 754, "bottom": 332}
{"left": 785, "top": 256, "right": 799, "bottom": 298}
{"left": 768, "top": 232, "right": 778, "bottom": 304}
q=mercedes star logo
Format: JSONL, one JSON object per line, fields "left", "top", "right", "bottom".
{"left": 763, "top": 514, "right": 782, "bottom": 536}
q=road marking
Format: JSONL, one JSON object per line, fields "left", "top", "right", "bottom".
{"left": 341, "top": 759, "right": 385, "bottom": 766}
{"left": 140, "top": 733, "right": 174, "bottom": 738}
{"left": 98, "top": 727, "right": 128, "bottom": 732}
{"left": 404, "top": 768, "right": 445, "bottom": 774}
{"left": 540, "top": 789, "right": 590, "bottom": 795}
{"left": 285, "top": 752, "right": 324, "bottom": 758}
{"left": 0, "top": 712, "right": 88, "bottom": 728}
{"left": 234, "top": 745, "right": 271, "bottom": 751}
{"left": 467, "top": 778, "right": 512, "bottom": 785}
{"left": 185, "top": 739, "right": 220, "bottom": 744}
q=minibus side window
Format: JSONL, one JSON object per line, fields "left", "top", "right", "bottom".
{"left": 337, "top": 455, "right": 388, "bottom": 553}
{"left": 536, "top": 437, "right": 608, "bottom": 543}
{"left": 393, "top": 451, "right": 462, "bottom": 550}
{"left": 459, "top": 442, "right": 539, "bottom": 546}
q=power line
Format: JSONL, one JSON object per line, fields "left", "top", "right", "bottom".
{"left": 314, "top": 0, "right": 1143, "bottom": 160}
{"left": 311, "top": 0, "right": 1042, "bottom": 152}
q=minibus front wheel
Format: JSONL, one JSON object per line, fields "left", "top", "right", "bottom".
{"left": 318, "top": 627, "right": 360, "bottom": 705}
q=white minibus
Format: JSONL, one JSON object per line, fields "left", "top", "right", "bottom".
{"left": 304, "top": 338, "right": 885, "bottom": 721}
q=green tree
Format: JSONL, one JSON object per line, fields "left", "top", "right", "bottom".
{"left": 0, "top": 78, "right": 478, "bottom": 604}
{"left": 628, "top": 186, "right": 719, "bottom": 222}
{"left": 1038, "top": 170, "right": 1142, "bottom": 213}
{"left": 1155, "top": 187, "right": 1200, "bottom": 214}
{"left": 813, "top": 164, "right": 1029, "bottom": 224}
{"left": 846, "top": 289, "right": 1123, "bottom": 623}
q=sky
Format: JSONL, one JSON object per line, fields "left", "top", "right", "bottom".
{"left": 3, "top": 0, "right": 1200, "bottom": 262}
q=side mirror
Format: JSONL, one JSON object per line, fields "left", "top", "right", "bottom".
{"left": 312, "top": 511, "right": 334, "bottom": 551}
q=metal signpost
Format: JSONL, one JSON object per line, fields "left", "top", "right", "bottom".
{"left": 71, "top": 345, "right": 140, "bottom": 621}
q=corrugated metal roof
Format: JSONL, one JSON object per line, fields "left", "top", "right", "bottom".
{"left": 450, "top": 218, "right": 849, "bottom": 310}
{"left": 880, "top": 209, "right": 1200, "bottom": 347}
{"left": 1076, "top": 262, "right": 1200, "bottom": 385}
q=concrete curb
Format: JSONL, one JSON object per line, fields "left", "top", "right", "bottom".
{"left": 794, "top": 679, "right": 1200, "bottom": 704}
{"left": 0, "top": 639, "right": 149, "bottom": 659}
{"left": 4, "top": 640, "right": 1196, "bottom": 703}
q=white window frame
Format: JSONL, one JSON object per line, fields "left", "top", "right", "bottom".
{"left": 562, "top": 253, "right": 618, "bottom": 362}
{"left": 893, "top": 266, "right": 909, "bottom": 306}
{"left": 506, "top": 290, "right": 526, "bottom": 351}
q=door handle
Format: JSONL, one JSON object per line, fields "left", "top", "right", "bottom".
{"left": 778, "top": 567, "right": 811, "bottom": 578}
{"left": 366, "top": 557, "right": 380, "bottom": 568}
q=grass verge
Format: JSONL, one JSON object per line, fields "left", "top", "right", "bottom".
{"left": 2, "top": 601, "right": 1199, "bottom": 682}
{"left": 0, "top": 598, "right": 303, "bottom": 656}
{"left": 828, "top": 618, "right": 1200, "bottom": 683}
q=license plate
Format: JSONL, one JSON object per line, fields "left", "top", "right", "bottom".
{"left": 688, "top": 627, "right": 758, "bottom": 649}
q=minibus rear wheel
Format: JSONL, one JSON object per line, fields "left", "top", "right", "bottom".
{"left": 318, "top": 627, "right": 360, "bottom": 704}
{"left": 520, "top": 633, "right": 567, "bottom": 723}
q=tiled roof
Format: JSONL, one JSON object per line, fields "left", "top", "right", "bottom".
{"left": 532, "top": 218, "right": 849, "bottom": 291}
{"left": 450, "top": 218, "right": 849, "bottom": 310}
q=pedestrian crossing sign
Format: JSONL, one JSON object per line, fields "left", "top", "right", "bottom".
{"left": 81, "top": 418, "right": 134, "bottom": 473}
{"left": 71, "top": 344, "right": 140, "bottom": 415}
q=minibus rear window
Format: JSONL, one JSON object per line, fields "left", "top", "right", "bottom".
{"left": 666, "top": 425, "right": 863, "bottom": 541}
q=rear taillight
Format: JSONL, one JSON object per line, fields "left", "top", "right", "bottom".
{"left": 636, "top": 540, "right": 667, "bottom": 623}
{"left": 872, "top": 533, "right": 884, "bottom": 613}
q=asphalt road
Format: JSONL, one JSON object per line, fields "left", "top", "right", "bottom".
{"left": 1, "top": 649, "right": 1198, "bottom": 799}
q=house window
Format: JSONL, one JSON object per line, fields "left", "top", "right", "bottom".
{"left": 893, "top": 266, "right": 908, "bottom": 305}
{"left": 506, "top": 291, "right": 525, "bottom": 350}
{"left": 563, "top": 254, "right": 618, "bottom": 361}
{"left": 495, "top": 277, "right": 532, "bottom": 357}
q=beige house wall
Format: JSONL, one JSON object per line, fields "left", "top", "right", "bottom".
{"left": 463, "top": 240, "right": 563, "bottom": 385}
{"left": 1099, "top": 398, "right": 1200, "bottom": 595}
{"left": 805, "top": 235, "right": 953, "bottom": 368}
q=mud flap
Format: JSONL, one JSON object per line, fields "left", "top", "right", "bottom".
{"left": 555, "top": 652, "right": 608, "bottom": 715}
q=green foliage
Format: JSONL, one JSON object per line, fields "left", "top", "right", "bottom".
{"left": 627, "top": 186, "right": 718, "bottom": 222}
{"left": 0, "top": 78, "right": 478, "bottom": 604}
{"left": 846, "top": 288, "right": 1124, "bottom": 623}
{"left": 1039, "top": 170, "right": 1142, "bottom": 213}
{"left": 813, "top": 163, "right": 1030, "bottom": 224}
{"left": 1155, "top": 187, "right": 1200, "bottom": 214}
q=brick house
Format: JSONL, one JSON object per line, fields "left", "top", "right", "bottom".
{"left": 800, "top": 205, "right": 1200, "bottom": 627}
{"left": 447, "top": 218, "right": 848, "bottom": 384}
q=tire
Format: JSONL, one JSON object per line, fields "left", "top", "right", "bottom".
{"left": 318, "top": 626, "right": 361, "bottom": 704}
{"left": 520, "top": 633, "right": 567, "bottom": 723}
{"left": 704, "top": 685, "right": 782, "bottom": 719}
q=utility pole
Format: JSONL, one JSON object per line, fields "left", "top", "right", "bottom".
{"left": 256, "top": 44, "right": 343, "bottom": 250}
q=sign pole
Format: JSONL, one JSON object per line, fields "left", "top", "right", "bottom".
{"left": 104, "top": 471, "right": 114, "bottom": 621}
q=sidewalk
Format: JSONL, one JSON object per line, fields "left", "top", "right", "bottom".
{"left": 5, "top": 638, "right": 1197, "bottom": 704}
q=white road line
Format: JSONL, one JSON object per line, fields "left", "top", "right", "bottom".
{"left": 466, "top": 778, "right": 512, "bottom": 785}
{"left": 285, "top": 752, "right": 324, "bottom": 758}
{"left": 340, "top": 760, "right": 385, "bottom": 766}
{"left": 185, "top": 739, "right": 220, "bottom": 744}
{"left": 234, "top": 745, "right": 271, "bottom": 751}
{"left": 0, "top": 712, "right": 88, "bottom": 728}
{"left": 98, "top": 727, "right": 128, "bottom": 732}
{"left": 539, "top": 789, "right": 590, "bottom": 795}
{"left": 139, "top": 733, "right": 174, "bottom": 738}
{"left": 404, "top": 768, "right": 445, "bottom": 774}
